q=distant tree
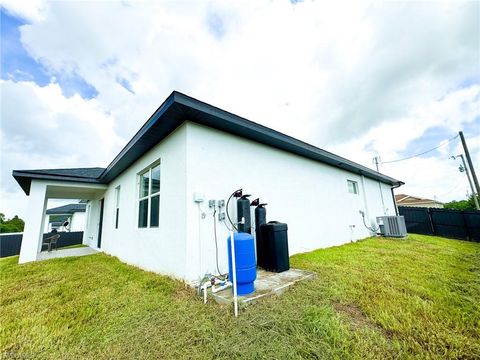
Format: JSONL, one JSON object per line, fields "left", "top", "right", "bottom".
{"left": 444, "top": 195, "right": 480, "bottom": 211}
{"left": 0, "top": 214, "right": 25, "bottom": 233}
{"left": 444, "top": 200, "right": 469, "bottom": 210}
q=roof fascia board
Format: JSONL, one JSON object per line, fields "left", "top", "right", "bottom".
{"left": 13, "top": 171, "right": 101, "bottom": 183}
{"left": 99, "top": 93, "right": 180, "bottom": 183}
{"left": 174, "top": 93, "right": 402, "bottom": 185}
{"left": 13, "top": 171, "right": 104, "bottom": 195}
{"left": 14, "top": 91, "right": 403, "bottom": 193}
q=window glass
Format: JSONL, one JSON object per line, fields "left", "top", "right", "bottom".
{"left": 115, "top": 208, "right": 120, "bottom": 229}
{"left": 138, "top": 161, "right": 161, "bottom": 228}
{"left": 150, "top": 195, "right": 160, "bottom": 227}
{"left": 115, "top": 186, "right": 121, "bottom": 229}
{"left": 138, "top": 199, "right": 148, "bottom": 228}
{"left": 115, "top": 186, "right": 121, "bottom": 207}
{"left": 151, "top": 165, "right": 160, "bottom": 194}
{"left": 347, "top": 180, "right": 359, "bottom": 194}
{"left": 140, "top": 171, "right": 149, "bottom": 198}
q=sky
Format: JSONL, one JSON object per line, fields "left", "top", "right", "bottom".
{"left": 0, "top": 0, "right": 479, "bottom": 218}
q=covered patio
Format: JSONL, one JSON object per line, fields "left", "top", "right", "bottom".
{"left": 37, "top": 246, "right": 99, "bottom": 261}
{"left": 13, "top": 173, "right": 107, "bottom": 264}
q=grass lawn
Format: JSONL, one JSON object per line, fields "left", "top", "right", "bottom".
{"left": 1, "top": 234, "right": 479, "bottom": 359}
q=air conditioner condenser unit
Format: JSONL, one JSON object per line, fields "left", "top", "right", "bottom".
{"left": 376, "top": 216, "right": 407, "bottom": 238}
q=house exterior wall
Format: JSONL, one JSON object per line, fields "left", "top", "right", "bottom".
{"left": 19, "top": 180, "right": 106, "bottom": 264}
{"left": 84, "top": 199, "right": 101, "bottom": 247}
{"left": 70, "top": 212, "right": 86, "bottom": 231}
{"left": 44, "top": 215, "right": 52, "bottom": 233}
{"left": 183, "top": 122, "right": 395, "bottom": 282}
{"left": 20, "top": 121, "right": 397, "bottom": 283}
{"left": 43, "top": 211, "right": 86, "bottom": 233}
{"left": 19, "top": 181, "right": 48, "bottom": 263}
{"left": 94, "top": 124, "right": 188, "bottom": 280}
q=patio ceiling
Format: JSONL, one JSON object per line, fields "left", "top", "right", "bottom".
{"left": 45, "top": 183, "right": 107, "bottom": 199}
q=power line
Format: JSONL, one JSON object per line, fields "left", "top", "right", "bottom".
{"left": 381, "top": 134, "right": 459, "bottom": 164}
{"left": 436, "top": 178, "right": 465, "bottom": 197}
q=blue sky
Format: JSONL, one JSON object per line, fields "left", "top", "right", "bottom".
{"left": 395, "top": 127, "right": 459, "bottom": 161}
{"left": 1, "top": 9, "right": 98, "bottom": 99}
{"left": 0, "top": 1, "right": 479, "bottom": 218}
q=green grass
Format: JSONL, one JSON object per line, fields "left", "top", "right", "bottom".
{"left": 1, "top": 234, "right": 479, "bottom": 359}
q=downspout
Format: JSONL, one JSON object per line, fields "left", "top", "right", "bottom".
{"left": 391, "top": 182, "right": 403, "bottom": 216}
{"left": 360, "top": 175, "right": 369, "bottom": 220}
{"left": 378, "top": 181, "right": 386, "bottom": 215}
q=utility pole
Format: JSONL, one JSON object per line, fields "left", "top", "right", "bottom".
{"left": 373, "top": 156, "right": 380, "bottom": 172}
{"left": 459, "top": 131, "right": 480, "bottom": 207}
{"left": 452, "top": 154, "right": 480, "bottom": 210}
{"left": 372, "top": 156, "right": 386, "bottom": 213}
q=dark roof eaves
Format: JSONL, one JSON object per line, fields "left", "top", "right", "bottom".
{"left": 174, "top": 92, "right": 402, "bottom": 185}
{"left": 13, "top": 91, "right": 403, "bottom": 191}
{"left": 46, "top": 204, "right": 86, "bottom": 215}
{"left": 98, "top": 93, "right": 178, "bottom": 182}
{"left": 12, "top": 170, "right": 102, "bottom": 183}
{"left": 12, "top": 170, "right": 104, "bottom": 195}
{"left": 99, "top": 90, "right": 402, "bottom": 186}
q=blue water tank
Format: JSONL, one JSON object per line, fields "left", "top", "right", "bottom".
{"left": 227, "top": 232, "right": 256, "bottom": 295}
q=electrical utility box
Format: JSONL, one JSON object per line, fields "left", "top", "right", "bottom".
{"left": 376, "top": 216, "right": 407, "bottom": 238}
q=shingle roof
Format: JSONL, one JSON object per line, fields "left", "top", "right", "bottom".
{"left": 23, "top": 168, "right": 105, "bottom": 178}
{"left": 46, "top": 203, "right": 87, "bottom": 215}
{"left": 97, "top": 92, "right": 403, "bottom": 186}
{"left": 12, "top": 167, "right": 104, "bottom": 195}
{"left": 395, "top": 194, "right": 443, "bottom": 205}
{"left": 13, "top": 91, "right": 403, "bottom": 195}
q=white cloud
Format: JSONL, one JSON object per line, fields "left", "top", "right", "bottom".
{"left": 1, "top": 80, "right": 123, "bottom": 217}
{"left": 0, "top": 0, "right": 46, "bottom": 21}
{"left": 1, "top": 0, "right": 479, "bottom": 217}
{"left": 331, "top": 85, "right": 480, "bottom": 202}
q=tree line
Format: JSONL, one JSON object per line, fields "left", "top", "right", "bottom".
{"left": 443, "top": 195, "right": 480, "bottom": 211}
{"left": 0, "top": 213, "right": 25, "bottom": 233}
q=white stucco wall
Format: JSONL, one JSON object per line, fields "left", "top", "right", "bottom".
{"left": 84, "top": 199, "right": 100, "bottom": 247}
{"left": 19, "top": 181, "right": 48, "bottom": 263}
{"left": 44, "top": 215, "right": 52, "bottom": 233}
{"left": 183, "top": 122, "right": 395, "bottom": 282}
{"left": 19, "top": 181, "right": 106, "bottom": 263}
{"left": 43, "top": 211, "right": 86, "bottom": 232}
{"left": 71, "top": 212, "right": 86, "bottom": 231}
{"left": 19, "top": 121, "right": 398, "bottom": 282}
{"left": 95, "top": 124, "right": 188, "bottom": 279}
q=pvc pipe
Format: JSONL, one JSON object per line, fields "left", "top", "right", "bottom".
{"left": 203, "top": 282, "right": 209, "bottom": 304}
{"left": 212, "top": 281, "right": 232, "bottom": 293}
{"left": 230, "top": 228, "right": 238, "bottom": 317}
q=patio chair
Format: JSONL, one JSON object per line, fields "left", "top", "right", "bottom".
{"left": 42, "top": 234, "right": 60, "bottom": 252}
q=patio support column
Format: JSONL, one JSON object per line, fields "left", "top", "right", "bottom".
{"left": 19, "top": 181, "right": 48, "bottom": 263}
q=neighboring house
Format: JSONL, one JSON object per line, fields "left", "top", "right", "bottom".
{"left": 13, "top": 91, "right": 403, "bottom": 284}
{"left": 44, "top": 203, "right": 87, "bottom": 232}
{"left": 395, "top": 194, "right": 444, "bottom": 208}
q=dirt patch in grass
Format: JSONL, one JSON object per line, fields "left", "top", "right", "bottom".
{"left": 332, "top": 301, "right": 393, "bottom": 339}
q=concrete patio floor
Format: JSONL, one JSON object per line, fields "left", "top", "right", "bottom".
{"left": 37, "top": 246, "right": 99, "bottom": 261}
{"left": 210, "top": 268, "right": 315, "bottom": 306}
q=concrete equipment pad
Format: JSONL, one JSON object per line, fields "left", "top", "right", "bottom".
{"left": 210, "top": 268, "right": 315, "bottom": 306}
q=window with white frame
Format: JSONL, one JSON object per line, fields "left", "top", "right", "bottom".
{"left": 114, "top": 186, "right": 120, "bottom": 229}
{"left": 138, "top": 162, "right": 160, "bottom": 228}
{"left": 347, "top": 180, "right": 359, "bottom": 194}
